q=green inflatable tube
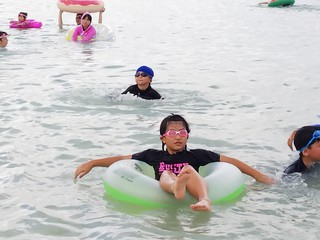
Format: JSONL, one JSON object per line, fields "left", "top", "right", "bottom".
{"left": 103, "top": 160, "right": 245, "bottom": 208}
{"left": 268, "top": 0, "right": 295, "bottom": 7}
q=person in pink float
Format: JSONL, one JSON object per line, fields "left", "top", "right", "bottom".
{"left": 71, "top": 12, "right": 96, "bottom": 43}
{"left": 10, "top": 12, "right": 42, "bottom": 29}
{"left": 10, "top": 12, "right": 28, "bottom": 27}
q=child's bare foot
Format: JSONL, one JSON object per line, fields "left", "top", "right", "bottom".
{"left": 190, "top": 198, "right": 211, "bottom": 211}
{"left": 173, "top": 168, "right": 191, "bottom": 200}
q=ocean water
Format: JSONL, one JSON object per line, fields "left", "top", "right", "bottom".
{"left": 1, "top": 0, "right": 320, "bottom": 239}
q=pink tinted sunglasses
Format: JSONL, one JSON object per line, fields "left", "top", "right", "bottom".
{"left": 162, "top": 130, "right": 189, "bottom": 138}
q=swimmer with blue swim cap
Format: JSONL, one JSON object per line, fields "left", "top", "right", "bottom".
{"left": 285, "top": 125, "right": 320, "bottom": 174}
{"left": 122, "top": 66, "right": 162, "bottom": 100}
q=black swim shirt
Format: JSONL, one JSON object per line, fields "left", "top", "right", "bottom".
{"left": 283, "top": 157, "right": 307, "bottom": 174}
{"left": 122, "top": 84, "right": 162, "bottom": 100}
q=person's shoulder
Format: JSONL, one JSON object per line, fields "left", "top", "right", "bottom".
{"left": 189, "top": 148, "right": 214, "bottom": 154}
{"left": 122, "top": 84, "right": 137, "bottom": 94}
{"left": 148, "top": 86, "right": 162, "bottom": 99}
{"left": 187, "top": 148, "right": 220, "bottom": 163}
{"left": 283, "top": 157, "right": 306, "bottom": 174}
{"left": 74, "top": 25, "right": 82, "bottom": 32}
{"left": 189, "top": 148, "right": 220, "bottom": 158}
{"left": 149, "top": 86, "right": 160, "bottom": 92}
{"left": 132, "top": 149, "right": 162, "bottom": 159}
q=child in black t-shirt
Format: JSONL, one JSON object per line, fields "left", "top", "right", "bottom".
{"left": 75, "top": 114, "right": 274, "bottom": 211}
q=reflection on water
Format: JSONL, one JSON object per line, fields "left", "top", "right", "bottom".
{"left": 1, "top": 0, "right": 320, "bottom": 239}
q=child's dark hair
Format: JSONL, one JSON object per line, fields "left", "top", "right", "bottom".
{"left": 19, "top": 12, "right": 28, "bottom": 19}
{"left": 299, "top": 138, "right": 320, "bottom": 157}
{"left": 82, "top": 13, "right": 92, "bottom": 22}
{"left": 0, "top": 31, "right": 8, "bottom": 37}
{"left": 160, "top": 114, "right": 190, "bottom": 151}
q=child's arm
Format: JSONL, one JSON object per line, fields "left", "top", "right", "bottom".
{"left": 287, "top": 128, "right": 298, "bottom": 151}
{"left": 74, "top": 154, "right": 132, "bottom": 179}
{"left": 98, "top": 7, "right": 105, "bottom": 24}
{"left": 9, "top": 20, "right": 28, "bottom": 27}
{"left": 220, "top": 155, "right": 275, "bottom": 184}
{"left": 59, "top": 10, "right": 63, "bottom": 29}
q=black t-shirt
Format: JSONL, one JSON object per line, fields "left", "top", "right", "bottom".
{"left": 132, "top": 149, "right": 220, "bottom": 180}
{"left": 283, "top": 157, "right": 307, "bottom": 174}
{"left": 122, "top": 84, "right": 162, "bottom": 100}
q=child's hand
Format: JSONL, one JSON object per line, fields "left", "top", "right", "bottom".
{"left": 256, "top": 173, "right": 275, "bottom": 184}
{"left": 287, "top": 129, "right": 298, "bottom": 151}
{"left": 74, "top": 161, "right": 93, "bottom": 180}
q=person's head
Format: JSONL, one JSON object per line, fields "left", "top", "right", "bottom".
{"left": 81, "top": 12, "right": 92, "bottom": 30}
{"left": 134, "top": 66, "right": 154, "bottom": 89}
{"left": 0, "top": 31, "right": 8, "bottom": 47}
{"left": 75, "top": 13, "right": 83, "bottom": 25}
{"left": 160, "top": 114, "right": 190, "bottom": 152}
{"left": 294, "top": 126, "right": 320, "bottom": 159}
{"left": 18, "top": 12, "right": 27, "bottom": 22}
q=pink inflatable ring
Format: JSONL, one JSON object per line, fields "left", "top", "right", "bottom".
{"left": 57, "top": 0, "right": 104, "bottom": 13}
{"left": 10, "top": 20, "right": 42, "bottom": 29}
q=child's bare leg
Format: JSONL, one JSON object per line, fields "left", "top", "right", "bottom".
{"left": 173, "top": 167, "right": 191, "bottom": 199}
{"left": 159, "top": 170, "right": 176, "bottom": 194}
{"left": 160, "top": 166, "right": 211, "bottom": 211}
{"left": 160, "top": 169, "right": 190, "bottom": 200}
{"left": 184, "top": 166, "right": 211, "bottom": 211}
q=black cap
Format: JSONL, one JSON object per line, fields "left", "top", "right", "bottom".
{"left": 294, "top": 126, "right": 319, "bottom": 151}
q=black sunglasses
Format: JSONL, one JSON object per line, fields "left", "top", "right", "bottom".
{"left": 135, "top": 72, "right": 149, "bottom": 77}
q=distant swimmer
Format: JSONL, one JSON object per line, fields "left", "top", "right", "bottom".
{"left": 284, "top": 125, "right": 320, "bottom": 174}
{"left": 259, "top": 0, "right": 277, "bottom": 4}
{"left": 16, "top": 12, "right": 28, "bottom": 26}
{"left": 122, "top": 66, "right": 163, "bottom": 100}
{"left": 72, "top": 12, "right": 96, "bottom": 43}
{"left": 0, "top": 31, "right": 9, "bottom": 47}
{"left": 259, "top": 0, "right": 295, "bottom": 7}
{"left": 75, "top": 13, "right": 83, "bottom": 25}
{"left": 10, "top": 12, "right": 42, "bottom": 29}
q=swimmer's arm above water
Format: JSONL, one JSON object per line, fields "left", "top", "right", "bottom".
{"left": 220, "top": 155, "right": 275, "bottom": 184}
{"left": 58, "top": 10, "right": 63, "bottom": 28}
{"left": 74, "top": 154, "right": 132, "bottom": 179}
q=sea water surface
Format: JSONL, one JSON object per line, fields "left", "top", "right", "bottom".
{"left": 1, "top": 0, "right": 320, "bottom": 239}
